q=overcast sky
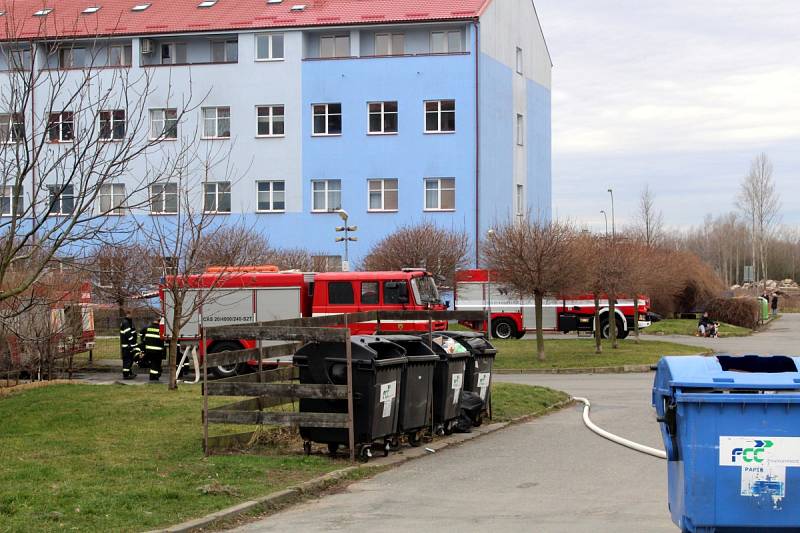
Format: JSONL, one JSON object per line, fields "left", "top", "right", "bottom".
{"left": 534, "top": 0, "right": 800, "bottom": 232}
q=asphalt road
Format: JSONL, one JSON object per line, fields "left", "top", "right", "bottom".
{"left": 230, "top": 315, "right": 799, "bottom": 533}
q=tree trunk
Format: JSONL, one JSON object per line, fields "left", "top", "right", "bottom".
{"left": 168, "top": 296, "right": 183, "bottom": 390}
{"left": 609, "top": 295, "right": 619, "bottom": 349}
{"left": 534, "top": 290, "right": 545, "bottom": 362}
{"left": 593, "top": 293, "right": 602, "bottom": 354}
{"left": 633, "top": 295, "right": 640, "bottom": 344}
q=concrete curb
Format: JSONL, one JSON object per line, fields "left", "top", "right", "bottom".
{"left": 145, "top": 400, "right": 573, "bottom": 533}
{"left": 495, "top": 364, "right": 655, "bottom": 375}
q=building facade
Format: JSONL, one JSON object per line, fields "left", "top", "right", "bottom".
{"left": 0, "top": 0, "right": 551, "bottom": 267}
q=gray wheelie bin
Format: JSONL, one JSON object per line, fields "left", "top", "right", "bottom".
{"left": 430, "top": 333, "right": 471, "bottom": 435}
{"left": 293, "top": 336, "right": 407, "bottom": 461}
{"left": 439, "top": 331, "right": 497, "bottom": 420}
{"left": 377, "top": 335, "right": 439, "bottom": 446}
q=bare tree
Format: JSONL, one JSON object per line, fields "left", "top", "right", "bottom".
{"left": 738, "top": 153, "right": 781, "bottom": 290}
{"left": 363, "top": 221, "right": 470, "bottom": 289}
{"left": 633, "top": 185, "right": 664, "bottom": 248}
{"left": 87, "top": 243, "right": 158, "bottom": 317}
{"left": 483, "top": 219, "right": 578, "bottom": 361}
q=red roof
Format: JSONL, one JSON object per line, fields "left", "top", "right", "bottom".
{"left": 0, "top": 0, "right": 491, "bottom": 41}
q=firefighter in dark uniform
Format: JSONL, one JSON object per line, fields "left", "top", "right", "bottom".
{"left": 141, "top": 320, "right": 165, "bottom": 381}
{"left": 119, "top": 310, "right": 138, "bottom": 379}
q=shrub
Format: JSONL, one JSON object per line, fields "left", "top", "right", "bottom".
{"left": 704, "top": 297, "right": 760, "bottom": 329}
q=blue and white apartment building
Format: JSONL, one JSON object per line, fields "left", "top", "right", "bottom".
{"left": 0, "top": 0, "right": 551, "bottom": 266}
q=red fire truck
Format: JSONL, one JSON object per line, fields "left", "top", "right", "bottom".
{"left": 160, "top": 267, "right": 446, "bottom": 377}
{"left": 454, "top": 269, "right": 652, "bottom": 340}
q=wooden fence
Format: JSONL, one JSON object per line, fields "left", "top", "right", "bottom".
{"left": 201, "top": 310, "right": 485, "bottom": 461}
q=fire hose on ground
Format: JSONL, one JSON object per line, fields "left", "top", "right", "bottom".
{"left": 572, "top": 396, "right": 667, "bottom": 460}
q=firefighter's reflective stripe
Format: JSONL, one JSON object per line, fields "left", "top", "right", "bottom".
{"left": 121, "top": 344, "right": 130, "bottom": 348}
{"left": 120, "top": 327, "right": 132, "bottom": 334}
{"left": 149, "top": 369, "right": 160, "bottom": 375}
{"left": 145, "top": 345, "right": 163, "bottom": 351}
{"left": 122, "top": 368, "right": 131, "bottom": 371}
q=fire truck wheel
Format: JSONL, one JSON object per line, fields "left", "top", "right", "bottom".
{"left": 491, "top": 319, "right": 517, "bottom": 340}
{"left": 600, "top": 318, "right": 626, "bottom": 340}
{"left": 208, "top": 341, "right": 242, "bottom": 378}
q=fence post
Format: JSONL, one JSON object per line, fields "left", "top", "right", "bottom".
{"left": 345, "top": 316, "right": 355, "bottom": 462}
{"left": 201, "top": 312, "right": 209, "bottom": 457}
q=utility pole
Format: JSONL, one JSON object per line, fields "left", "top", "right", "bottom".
{"left": 335, "top": 209, "right": 357, "bottom": 272}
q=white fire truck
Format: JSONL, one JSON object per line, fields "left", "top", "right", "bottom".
{"left": 454, "top": 269, "right": 653, "bottom": 339}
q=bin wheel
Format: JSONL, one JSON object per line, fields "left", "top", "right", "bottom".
{"left": 474, "top": 413, "right": 484, "bottom": 427}
{"left": 358, "top": 445, "right": 372, "bottom": 463}
{"left": 407, "top": 431, "right": 422, "bottom": 447}
{"left": 383, "top": 441, "right": 391, "bottom": 457}
{"left": 303, "top": 441, "right": 312, "bottom": 456}
{"left": 444, "top": 421, "right": 455, "bottom": 435}
{"left": 434, "top": 424, "right": 446, "bottom": 437}
{"left": 327, "top": 443, "right": 339, "bottom": 456}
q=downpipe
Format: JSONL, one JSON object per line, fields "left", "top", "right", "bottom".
{"left": 572, "top": 397, "right": 667, "bottom": 460}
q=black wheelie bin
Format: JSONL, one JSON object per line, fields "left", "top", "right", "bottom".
{"left": 430, "top": 333, "right": 472, "bottom": 435}
{"left": 293, "top": 336, "right": 407, "bottom": 461}
{"left": 439, "top": 331, "right": 497, "bottom": 422}
{"left": 376, "top": 335, "right": 439, "bottom": 447}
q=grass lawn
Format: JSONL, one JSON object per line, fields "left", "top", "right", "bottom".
{"left": 643, "top": 319, "right": 751, "bottom": 337}
{"left": 491, "top": 338, "right": 709, "bottom": 370}
{"left": 0, "top": 380, "right": 567, "bottom": 532}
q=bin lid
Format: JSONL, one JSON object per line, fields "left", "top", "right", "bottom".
{"left": 294, "top": 336, "right": 407, "bottom": 366}
{"left": 367, "top": 335, "right": 439, "bottom": 362}
{"left": 438, "top": 331, "right": 498, "bottom": 356}
{"left": 430, "top": 333, "right": 473, "bottom": 360}
{"left": 654, "top": 355, "right": 800, "bottom": 392}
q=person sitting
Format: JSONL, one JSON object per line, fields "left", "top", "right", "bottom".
{"left": 698, "top": 312, "right": 718, "bottom": 338}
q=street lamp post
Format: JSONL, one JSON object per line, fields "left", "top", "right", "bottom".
{"left": 607, "top": 188, "right": 616, "bottom": 239}
{"left": 486, "top": 229, "right": 495, "bottom": 338}
{"left": 600, "top": 210, "right": 609, "bottom": 237}
{"left": 335, "top": 209, "right": 358, "bottom": 272}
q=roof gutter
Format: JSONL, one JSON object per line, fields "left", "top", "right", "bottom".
{"left": 473, "top": 18, "right": 480, "bottom": 268}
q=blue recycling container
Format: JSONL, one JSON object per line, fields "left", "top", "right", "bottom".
{"left": 653, "top": 355, "right": 800, "bottom": 532}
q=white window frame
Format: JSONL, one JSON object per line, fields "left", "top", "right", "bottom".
{"left": 311, "top": 179, "right": 341, "bottom": 212}
{"left": 424, "top": 100, "right": 455, "bottom": 133}
{"left": 256, "top": 105, "right": 285, "bottom": 137}
{"left": 516, "top": 184, "right": 525, "bottom": 216}
{"left": 47, "top": 184, "right": 74, "bottom": 216}
{"left": 255, "top": 180, "right": 286, "bottom": 213}
{"left": 98, "top": 183, "right": 126, "bottom": 215}
{"left": 516, "top": 46, "right": 523, "bottom": 75}
{"left": 202, "top": 107, "right": 231, "bottom": 139}
{"left": 160, "top": 42, "right": 187, "bottom": 65}
{"left": 424, "top": 177, "right": 456, "bottom": 212}
{"left": 255, "top": 33, "right": 284, "bottom": 61}
{"left": 58, "top": 46, "right": 87, "bottom": 69}
{"left": 374, "top": 33, "right": 405, "bottom": 56}
{"left": 430, "top": 30, "right": 462, "bottom": 54}
{"left": 319, "top": 35, "right": 350, "bottom": 58}
{"left": 516, "top": 114, "right": 524, "bottom": 146}
{"left": 108, "top": 44, "right": 132, "bottom": 67}
{"left": 311, "top": 103, "right": 341, "bottom": 136}
{"left": 367, "top": 101, "right": 398, "bottom": 135}
{"left": 48, "top": 111, "right": 74, "bottom": 142}
{"left": 149, "top": 182, "right": 178, "bottom": 214}
{"left": 367, "top": 178, "right": 398, "bottom": 212}
{"left": 6, "top": 48, "right": 32, "bottom": 70}
{"left": 203, "top": 181, "right": 232, "bottom": 214}
{"left": 0, "top": 112, "right": 24, "bottom": 144}
{"left": 0, "top": 186, "right": 23, "bottom": 216}
{"left": 99, "top": 109, "right": 126, "bottom": 141}
{"left": 210, "top": 39, "right": 238, "bottom": 63}
{"left": 149, "top": 108, "right": 178, "bottom": 140}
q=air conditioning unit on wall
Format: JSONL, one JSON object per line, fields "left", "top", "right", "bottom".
{"left": 140, "top": 39, "right": 154, "bottom": 54}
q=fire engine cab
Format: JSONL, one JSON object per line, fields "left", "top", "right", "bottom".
{"left": 160, "top": 267, "right": 446, "bottom": 377}
{"left": 454, "top": 269, "right": 652, "bottom": 340}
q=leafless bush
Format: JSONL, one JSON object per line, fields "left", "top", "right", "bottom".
{"left": 705, "top": 297, "right": 760, "bottom": 329}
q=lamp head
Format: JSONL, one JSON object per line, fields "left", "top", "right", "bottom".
{"left": 336, "top": 209, "right": 349, "bottom": 222}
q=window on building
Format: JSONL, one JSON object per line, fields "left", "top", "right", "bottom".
{"left": 203, "top": 181, "right": 231, "bottom": 213}
{"left": 430, "top": 30, "right": 462, "bottom": 53}
{"left": 108, "top": 44, "right": 132, "bottom": 66}
{"left": 424, "top": 100, "right": 455, "bottom": 133}
{"left": 256, "top": 180, "right": 285, "bottom": 212}
{"left": 368, "top": 178, "right": 398, "bottom": 212}
{"left": 58, "top": 46, "right": 88, "bottom": 68}
{"left": 202, "top": 107, "right": 230, "bottom": 139}
{"left": 424, "top": 178, "right": 455, "bottom": 211}
{"left": 320, "top": 35, "right": 350, "bottom": 58}
{"left": 311, "top": 179, "right": 341, "bottom": 212}
{"left": 211, "top": 39, "right": 238, "bottom": 63}
{"left": 312, "top": 255, "right": 342, "bottom": 272}
{"left": 255, "top": 33, "right": 284, "bottom": 60}
{"left": 6, "top": 48, "right": 32, "bottom": 70}
{"left": 149, "top": 108, "right": 178, "bottom": 140}
{"left": 150, "top": 182, "right": 178, "bottom": 214}
{"left": 160, "top": 43, "right": 187, "bottom": 64}
{"left": 0, "top": 186, "right": 23, "bottom": 216}
{"left": 48, "top": 112, "right": 74, "bottom": 142}
{"left": 0, "top": 113, "right": 24, "bottom": 143}
{"left": 375, "top": 33, "right": 404, "bottom": 56}
{"left": 516, "top": 114, "right": 524, "bottom": 146}
{"left": 367, "top": 101, "right": 397, "bottom": 134}
{"left": 312, "top": 103, "right": 341, "bottom": 136}
{"left": 256, "top": 105, "right": 285, "bottom": 137}
{"left": 383, "top": 280, "right": 408, "bottom": 304}
{"left": 516, "top": 47, "right": 523, "bottom": 75}
{"left": 328, "top": 281, "right": 354, "bottom": 305}
{"left": 98, "top": 183, "right": 126, "bottom": 215}
{"left": 361, "top": 281, "right": 379, "bottom": 304}
{"left": 47, "top": 184, "right": 74, "bottom": 215}
{"left": 516, "top": 184, "right": 525, "bottom": 216}
{"left": 99, "top": 110, "right": 126, "bottom": 141}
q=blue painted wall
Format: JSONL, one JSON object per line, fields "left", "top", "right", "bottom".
{"left": 527, "top": 78, "right": 552, "bottom": 221}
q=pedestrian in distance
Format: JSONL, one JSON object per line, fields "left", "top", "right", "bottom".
{"left": 140, "top": 320, "right": 166, "bottom": 382}
{"left": 120, "top": 309, "right": 138, "bottom": 379}
{"left": 698, "top": 312, "right": 718, "bottom": 338}
{"left": 772, "top": 294, "right": 779, "bottom": 317}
